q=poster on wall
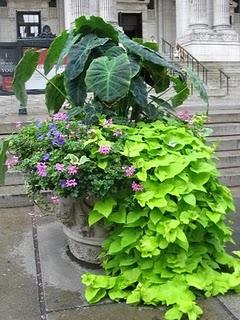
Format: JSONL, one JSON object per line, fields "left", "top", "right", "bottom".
{"left": 0, "top": 47, "right": 16, "bottom": 93}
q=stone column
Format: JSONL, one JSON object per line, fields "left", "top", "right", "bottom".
{"left": 99, "top": 0, "right": 117, "bottom": 24}
{"left": 213, "top": 0, "right": 231, "bottom": 29}
{"left": 176, "top": 0, "right": 189, "bottom": 40}
{"left": 189, "top": 0, "right": 209, "bottom": 29}
{"left": 64, "top": 0, "right": 72, "bottom": 29}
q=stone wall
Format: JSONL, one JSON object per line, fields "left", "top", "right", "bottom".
{"left": 0, "top": 0, "right": 64, "bottom": 42}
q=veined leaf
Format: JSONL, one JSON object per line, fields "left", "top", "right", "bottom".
{"left": 171, "top": 76, "right": 190, "bottom": 107}
{"left": 45, "top": 73, "right": 66, "bottom": 113}
{"left": 144, "top": 61, "right": 170, "bottom": 93}
{"left": 44, "top": 30, "right": 68, "bottom": 75}
{"left": 93, "top": 197, "right": 117, "bottom": 218}
{"left": 56, "top": 30, "right": 81, "bottom": 71}
{"left": 105, "top": 46, "right": 125, "bottom": 58}
{"left": 120, "top": 32, "right": 180, "bottom": 73}
{"left": 130, "top": 77, "right": 148, "bottom": 107}
{"left": 85, "top": 54, "right": 131, "bottom": 103}
{"left": 75, "top": 15, "right": 119, "bottom": 43}
{"left": 64, "top": 71, "right": 87, "bottom": 107}
{"left": 13, "top": 49, "right": 40, "bottom": 106}
{"left": 88, "top": 210, "right": 103, "bottom": 226}
{"left": 65, "top": 34, "right": 109, "bottom": 81}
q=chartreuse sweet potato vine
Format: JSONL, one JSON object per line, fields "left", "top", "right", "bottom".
{"left": 82, "top": 120, "right": 240, "bottom": 320}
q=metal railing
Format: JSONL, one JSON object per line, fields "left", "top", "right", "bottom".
{"left": 161, "top": 38, "right": 230, "bottom": 95}
{"left": 219, "top": 69, "right": 230, "bottom": 96}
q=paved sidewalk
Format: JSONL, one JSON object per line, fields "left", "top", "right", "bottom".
{"left": 1, "top": 208, "right": 240, "bottom": 320}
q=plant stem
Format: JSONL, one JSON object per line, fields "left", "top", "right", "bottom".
{"left": 36, "top": 69, "right": 72, "bottom": 106}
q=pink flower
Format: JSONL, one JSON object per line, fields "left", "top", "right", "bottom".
{"left": 99, "top": 145, "right": 111, "bottom": 155}
{"left": 131, "top": 181, "right": 144, "bottom": 192}
{"left": 67, "top": 165, "right": 78, "bottom": 175}
{"left": 5, "top": 155, "right": 19, "bottom": 169}
{"left": 123, "top": 165, "right": 136, "bottom": 177}
{"left": 51, "top": 196, "right": 60, "bottom": 205}
{"left": 15, "top": 121, "right": 22, "bottom": 129}
{"left": 55, "top": 163, "right": 65, "bottom": 172}
{"left": 66, "top": 179, "right": 78, "bottom": 187}
{"left": 52, "top": 112, "right": 68, "bottom": 121}
{"left": 176, "top": 110, "right": 193, "bottom": 123}
{"left": 103, "top": 118, "right": 113, "bottom": 127}
{"left": 36, "top": 162, "right": 47, "bottom": 177}
{"left": 113, "top": 129, "right": 123, "bottom": 137}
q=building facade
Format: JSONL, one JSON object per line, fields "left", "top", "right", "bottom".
{"left": 1, "top": 0, "right": 240, "bottom": 93}
{"left": 64, "top": 0, "right": 240, "bottom": 62}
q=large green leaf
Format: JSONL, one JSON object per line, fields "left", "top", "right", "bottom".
{"left": 56, "top": 30, "right": 81, "bottom": 71}
{"left": 130, "top": 77, "right": 148, "bottom": 107}
{"left": 171, "top": 76, "right": 190, "bottom": 108}
{"left": 0, "top": 139, "right": 9, "bottom": 186}
{"left": 45, "top": 73, "right": 66, "bottom": 113}
{"left": 65, "top": 34, "right": 109, "bottom": 81}
{"left": 85, "top": 54, "right": 131, "bottom": 103}
{"left": 185, "top": 68, "right": 209, "bottom": 104}
{"left": 64, "top": 72, "right": 87, "bottom": 107}
{"left": 75, "top": 16, "right": 119, "bottom": 44}
{"left": 105, "top": 46, "right": 125, "bottom": 58}
{"left": 120, "top": 32, "right": 179, "bottom": 72}
{"left": 12, "top": 49, "right": 40, "bottom": 106}
{"left": 44, "top": 30, "right": 68, "bottom": 75}
{"left": 144, "top": 61, "right": 170, "bottom": 93}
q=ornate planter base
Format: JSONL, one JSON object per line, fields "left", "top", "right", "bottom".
{"left": 57, "top": 197, "right": 106, "bottom": 265}
{"left": 63, "top": 225, "right": 104, "bottom": 265}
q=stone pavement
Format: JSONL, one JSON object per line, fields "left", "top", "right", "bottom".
{"left": 1, "top": 207, "right": 240, "bottom": 320}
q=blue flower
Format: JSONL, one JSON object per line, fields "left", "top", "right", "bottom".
{"left": 42, "top": 153, "right": 50, "bottom": 161}
{"left": 52, "top": 134, "right": 65, "bottom": 146}
{"left": 37, "top": 134, "right": 44, "bottom": 141}
{"left": 60, "top": 179, "right": 67, "bottom": 188}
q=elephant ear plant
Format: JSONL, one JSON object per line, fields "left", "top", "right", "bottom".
{"left": 1, "top": 16, "right": 240, "bottom": 320}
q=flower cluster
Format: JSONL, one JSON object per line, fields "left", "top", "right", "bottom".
{"left": 8, "top": 116, "right": 146, "bottom": 205}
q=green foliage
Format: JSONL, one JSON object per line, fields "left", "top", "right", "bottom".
{"left": 12, "top": 15, "right": 206, "bottom": 122}
{"left": 85, "top": 54, "right": 131, "bottom": 103}
{"left": 8, "top": 115, "right": 240, "bottom": 320}
{"left": 0, "top": 139, "right": 9, "bottom": 185}
{"left": 12, "top": 49, "right": 40, "bottom": 106}
{"left": 45, "top": 73, "right": 66, "bottom": 113}
{"left": 44, "top": 30, "right": 69, "bottom": 75}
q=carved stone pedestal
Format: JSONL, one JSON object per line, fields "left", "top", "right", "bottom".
{"left": 57, "top": 197, "right": 106, "bottom": 265}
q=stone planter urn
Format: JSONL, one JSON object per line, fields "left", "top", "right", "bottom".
{"left": 57, "top": 197, "right": 106, "bottom": 265}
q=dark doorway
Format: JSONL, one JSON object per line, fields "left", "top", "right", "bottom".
{"left": 118, "top": 13, "right": 142, "bottom": 39}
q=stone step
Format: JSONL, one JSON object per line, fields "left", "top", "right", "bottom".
{"left": 207, "top": 110, "right": 240, "bottom": 123}
{"left": 216, "top": 150, "right": 240, "bottom": 169}
{"left": 219, "top": 167, "right": 240, "bottom": 187}
{"left": 208, "top": 123, "right": 240, "bottom": 136}
{"left": 0, "top": 185, "right": 32, "bottom": 208}
{"left": 4, "top": 170, "right": 25, "bottom": 186}
{"left": 0, "top": 206, "right": 34, "bottom": 214}
{"left": 208, "top": 135, "right": 240, "bottom": 151}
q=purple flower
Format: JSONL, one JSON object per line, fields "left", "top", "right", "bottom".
{"left": 123, "top": 165, "right": 136, "bottom": 177}
{"left": 36, "top": 162, "right": 47, "bottom": 177}
{"left": 66, "top": 179, "right": 78, "bottom": 188}
{"left": 131, "top": 181, "right": 144, "bottom": 192}
{"left": 113, "top": 129, "right": 123, "bottom": 137}
{"left": 42, "top": 153, "right": 50, "bottom": 162}
{"left": 5, "top": 155, "right": 19, "bottom": 169}
{"left": 60, "top": 179, "right": 67, "bottom": 188}
{"left": 67, "top": 165, "right": 78, "bottom": 175}
{"left": 37, "top": 134, "right": 44, "bottom": 141}
{"left": 15, "top": 121, "right": 22, "bottom": 129}
{"left": 103, "top": 118, "right": 113, "bottom": 128}
{"left": 99, "top": 145, "right": 111, "bottom": 155}
{"left": 52, "top": 133, "right": 65, "bottom": 146}
{"left": 53, "top": 112, "right": 68, "bottom": 122}
{"left": 55, "top": 163, "right": 65, "bottom": 172}
{"left": 51, "top": 196, "right": 60, "bottom": 205}
{"left": 176, "top": 110, "right": 193, "bottom": 123}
